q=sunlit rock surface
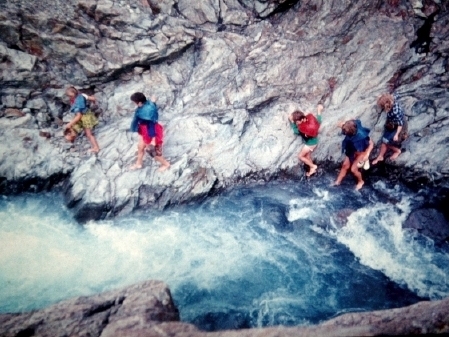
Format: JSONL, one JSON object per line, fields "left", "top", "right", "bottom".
{"left": 0, "top": 0, "right": 448, "bottom": 221}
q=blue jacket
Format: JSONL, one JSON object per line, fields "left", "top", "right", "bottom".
{"left": 130, "top": 101, "right": 159, "bottom": 137}
{"left": 342, "top": 119, "right": 371, "bottom": 162}
{"left": 70, "top": 94, "right": 88, "bottom": 114}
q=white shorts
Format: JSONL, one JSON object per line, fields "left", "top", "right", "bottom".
{"left": 303, "top": 144, "right": 317, "bottom": 152}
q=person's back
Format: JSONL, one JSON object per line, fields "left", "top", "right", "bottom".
{"left": 135, "top": 100, "right": 158, "bottom": 122}
{"left": 298, "top": 113, "right": 321, "bottom": 139}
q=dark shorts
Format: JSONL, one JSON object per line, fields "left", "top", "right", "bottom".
{"left": 345, "top": 138, "right": 370, "bottom": 163}
{"left": 382, "top": 120, "right": 407, "bottom": 148}
{"left": 382, "top": 128, "right": 402, "bottom": 148}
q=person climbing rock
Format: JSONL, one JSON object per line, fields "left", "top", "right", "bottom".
{"left": 64, "top": 87, "right": 100, "bottom": 153}
{"left": 129, "top": 92, "right": 170, "bottom": 172}
{"left": 334, "top": 119, "right": 373, "bottom": 191}
{"left": 288, "top": 104, "right": 324, "bottom": 177}
{"left": 373, "top": 93, "right": 407, "bottom": 165}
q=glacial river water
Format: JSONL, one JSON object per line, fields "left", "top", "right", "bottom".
{"left": 1, "top": 176, "right": 448, "bottom": 331}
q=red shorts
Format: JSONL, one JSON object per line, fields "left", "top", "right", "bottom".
{"left": 138, "top": 123, "right": 164, "bottom": 145}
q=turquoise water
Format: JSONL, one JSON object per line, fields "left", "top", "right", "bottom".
{"left": 0, "top": 177, "right": 448, "bottom": 330}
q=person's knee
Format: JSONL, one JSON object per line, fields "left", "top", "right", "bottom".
{"left": 351, "top": 165, "right": 360, "bottom": 175}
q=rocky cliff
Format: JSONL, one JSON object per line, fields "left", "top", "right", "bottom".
{"left": 0, "top": 280, "right": 448, "bottom": 337}
{"left": 1, "top": 0, "right": 448, "bottom": 221}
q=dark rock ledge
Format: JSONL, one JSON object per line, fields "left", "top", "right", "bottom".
{"left": 0, "top": 280, "right": 448, "bottom": 337}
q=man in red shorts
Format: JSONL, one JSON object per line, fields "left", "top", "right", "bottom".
{"left": 129, "top": 92, "right": 170, "bottom": 172}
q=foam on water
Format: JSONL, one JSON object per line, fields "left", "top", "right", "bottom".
{"left": 331, "top": 198, "right": 449, "bottom": 299}
{"left": 0, "top": 180, "right": 448, "bottom": 331}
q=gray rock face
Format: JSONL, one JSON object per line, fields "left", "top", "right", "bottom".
{"left": 0, "top": 280, "right": 448, "bottom": 337}
{"left": 0, "top": 0, "right": 448, "bottom": 221}
{"left": 0, "top": 280, "right": 180, "bottom": 337}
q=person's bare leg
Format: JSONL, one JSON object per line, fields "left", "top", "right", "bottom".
{"left": 351, "top": 153, "right": 365, "bottom": 190}
{"left": 389, "top": 145, "right": 402, "bottom": 160}
{"left": 131, "top": 139, "right": 146, "bottom": 170}
{"left": 154, "top": 156, "right": 170, "bottom": 172}
{"left": 335, "top": 157, "right": 350, "bottom": 186}
{"left": 306, "top": 151, "right": 318, "bottom": 177}
{"left": 372, "top": 143, "right": 387, "bottom": 165}
{"left": 84, "top": 128, "right": 100, "bottom": 153}
{"left": 299, "top": 147, "right": 317, "bottom": 177}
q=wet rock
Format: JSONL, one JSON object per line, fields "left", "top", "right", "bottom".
{"left": 0, "top": 280, "right": 448, "bottom": 337}
{"left": 404, "top": 208, "right": 449, "bottom": 243}
{"left": 0, "top": 0, "right": 448, "bottom": 220}
{"left": 0, "top": 128, "right": 80, "bottom": 193}
{"left": 0, "top": 280, "right": 180, "bottom": 337}
{"left": 333, "top": 208, "right": 355, "bottom": 228}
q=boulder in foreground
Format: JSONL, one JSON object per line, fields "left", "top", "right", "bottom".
{"left": 0, "top": 280, "right": 448, "bottom": 337}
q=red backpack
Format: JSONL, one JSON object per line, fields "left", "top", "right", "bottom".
{"left": 298, "top": 114, "right": 320, "bottom": 138}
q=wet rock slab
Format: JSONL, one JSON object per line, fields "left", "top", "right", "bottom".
{"left": 0, "top": 280, "right": 448, "bottom": 337}
{"left": 404, "top": 208, "right": 449, "bottom": 243}
{"left": 0, "top": 0, "right": 449, "bottom": 223}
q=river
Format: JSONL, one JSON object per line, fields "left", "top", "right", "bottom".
{"left": 1, "top": 176, "right": 448, "bottom": 331}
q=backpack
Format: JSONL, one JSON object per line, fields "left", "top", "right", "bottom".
{"left": 298, "top": 113, "right": 320, "bottom": 138}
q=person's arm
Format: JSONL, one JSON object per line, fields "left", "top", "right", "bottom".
{"left": 130, "top": 114, "right": 138, "bottom": 132}
{"left": 362, "top": 139, "right": 374, "bottom": 161}
{"left": 317, "top": 104, "right": 324, "bottom": 116}
{"left": 393, "top": 125, "right": 402, "bottom": 142}
{"left": 290, "top": 122, "right": 300, "bottom": 135}
{"left": 86, "top": 95, "right": 96, "bottom": 103}
{"left": 65, "top": 112, "right": 82, "bottom": 129}
{"left": 288, "top": 114, "right": 300, "bottom": 135}
{"left": 392, "top": 97, "right": 404, "bottom": 142}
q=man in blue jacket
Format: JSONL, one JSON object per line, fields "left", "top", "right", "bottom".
{"left": 129, "top": 92, "right": 170, "bottom": 171}
{"left": 334, "top": 119, "right": 374, "bottom": 190}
